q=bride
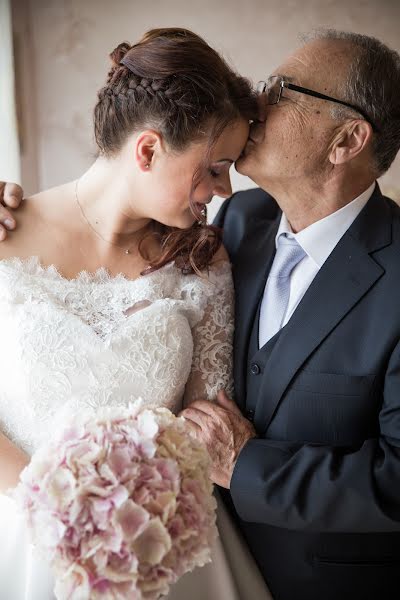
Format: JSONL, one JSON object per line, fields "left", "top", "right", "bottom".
{"left": 0, "top": 27, "right": 272, "bottom": 600}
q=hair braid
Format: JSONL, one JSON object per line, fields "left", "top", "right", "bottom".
{"left": 93, "top": 27, "right": 258, "bottom": 275}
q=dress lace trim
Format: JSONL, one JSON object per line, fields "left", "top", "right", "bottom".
{"left": 0, "top": 256, "right": 234, "bottom": 454}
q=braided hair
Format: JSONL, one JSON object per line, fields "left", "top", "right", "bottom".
{"left": 93, "top": 28, "right": 257, "bottom": 274}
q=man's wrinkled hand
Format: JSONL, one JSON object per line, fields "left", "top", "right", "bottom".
{"left": 180, "top": 390, "right": 256, "bottom": 488}
{"left": 0, "top": 181, "right": 24, "bottom": 240}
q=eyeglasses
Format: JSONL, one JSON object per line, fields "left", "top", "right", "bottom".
{"left": 257, "top": 76, "right": 378, "bottom": 132}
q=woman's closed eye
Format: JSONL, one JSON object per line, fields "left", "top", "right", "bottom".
{"left": 209, "top": 161, "right": 232, "bottom": 179}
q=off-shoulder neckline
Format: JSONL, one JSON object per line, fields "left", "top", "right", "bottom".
{"left": 0, "top": 255, "right": 231, "bottom": 285}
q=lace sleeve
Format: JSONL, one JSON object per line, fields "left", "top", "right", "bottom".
{"left": 183, "top": 260, "right": 235, "bottom": 406}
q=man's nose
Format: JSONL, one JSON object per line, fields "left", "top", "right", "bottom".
{"left": 256, "top": 92, "right": 268, "bottom": 122}
{"left": 249, "top": 120, "right": 264, "bottom": 140}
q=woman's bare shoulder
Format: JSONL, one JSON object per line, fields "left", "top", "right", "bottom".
{"left": 0, "top": 184, "right": 72, "bottom": 262}
{"left": 0, "top": 200, "right": 39, "bottom": 261}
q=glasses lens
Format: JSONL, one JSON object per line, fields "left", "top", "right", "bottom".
{"left": 256, "top": 81, "right": 267, "bottom": 94}
{"left": 263, "top": 76, "right": 281, "bottom": 105}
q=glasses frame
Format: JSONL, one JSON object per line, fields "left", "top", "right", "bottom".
{"left": 258, "top": 76, "right": 378, "bottom": 132}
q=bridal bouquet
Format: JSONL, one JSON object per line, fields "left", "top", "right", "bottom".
{"left": 13, "top": 401, "right": 217, "bottom": 600}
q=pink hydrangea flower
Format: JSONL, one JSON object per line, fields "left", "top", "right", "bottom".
{"left": 13, "top": 401, "right": 217, "bottom": 599}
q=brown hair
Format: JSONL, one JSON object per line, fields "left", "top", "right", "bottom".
{"left": 94, "top": 27, "right": 257, "bottom": 274}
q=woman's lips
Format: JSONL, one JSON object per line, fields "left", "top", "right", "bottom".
{"left": 196, "top": 199, "right": 212, "bottom": 207}
{"left": 195, "top": 202, "right": 208, "bottom": 212}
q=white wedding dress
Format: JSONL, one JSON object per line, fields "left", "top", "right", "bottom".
{"left": 0, "top": 256, "right": 272, "bottom": 600}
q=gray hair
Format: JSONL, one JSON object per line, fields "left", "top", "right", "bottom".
{"left": 302, "top": 29, "right": 400, "bottom": 176}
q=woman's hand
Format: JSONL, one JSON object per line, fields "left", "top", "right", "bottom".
{"left": 0, "top": 431, "right": 29, "bottom": 492}
{"left": 0, "top": 181, "right": 24, "bottom": 241}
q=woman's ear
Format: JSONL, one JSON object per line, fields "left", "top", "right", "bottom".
{"left": 329, "top": 120, "right": 373, "bottom": 166}
{"left": 135, "top": 130, "right": 163, "bottom": 172}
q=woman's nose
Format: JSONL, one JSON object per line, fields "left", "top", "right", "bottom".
{"left": 214, "top": 179, "right": 232, "bottom": 199}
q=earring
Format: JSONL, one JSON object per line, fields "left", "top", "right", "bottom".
{"left": 145, "top": 163, "right": 150, "bottom": 169}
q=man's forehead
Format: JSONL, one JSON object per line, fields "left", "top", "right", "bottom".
{"left": 272, "top": 40, "right": 348, "bottom": 88}
{"left": 271, "top": 46, "right": 316, "bottom": 84}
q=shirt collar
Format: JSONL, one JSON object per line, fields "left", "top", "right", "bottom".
{"left": 275, "top": 182, "right": 376, "bottom": 268}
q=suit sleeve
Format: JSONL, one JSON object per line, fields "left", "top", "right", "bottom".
{"left": 230, "top": 337, "right": 400, "bottom": 532}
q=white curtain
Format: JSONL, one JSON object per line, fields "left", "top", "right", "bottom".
{"left": 0, "top": 0, "right": 21, "bottom": 184}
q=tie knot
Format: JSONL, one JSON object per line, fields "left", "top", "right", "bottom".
{"left": 270, "top": 234, "right": 306, "bottom": 279}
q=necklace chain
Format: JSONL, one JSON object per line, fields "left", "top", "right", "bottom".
{"left": 75, "top": 179, "right": 136, "bottom": 255}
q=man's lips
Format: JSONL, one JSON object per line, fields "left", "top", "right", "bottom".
{"left": 237, "top": 137, "right": 257, "bottom": 160}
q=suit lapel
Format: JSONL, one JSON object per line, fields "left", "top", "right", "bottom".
{"left": 253, "top": 186, "right": 392, "bottom": 432}
{"left": 233, "top": 215, "right": 280, "bottom": 407}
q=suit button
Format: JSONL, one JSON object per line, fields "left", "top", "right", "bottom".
{"left": 250, "top": 363, "right": 260, "bottom": 375}
{"left": 246, "top": 409, "right": 255, "bottom": 421}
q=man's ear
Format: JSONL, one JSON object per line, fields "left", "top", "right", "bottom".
{"left": 135, "top": 130, "right": 163, "bottom": 172}
{"left": 329, "top": 120, "right": 373, "bottom": 165}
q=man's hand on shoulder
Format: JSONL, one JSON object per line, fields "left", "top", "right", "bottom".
{"left": 0, "top": 181, "right": 24, "bottom": 240}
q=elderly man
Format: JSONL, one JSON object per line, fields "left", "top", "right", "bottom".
{"left": 1, "top": 29, "right": 400, "bottom": 600}
{"left": 184, "top": 29, "right": 400, "bottom": 600}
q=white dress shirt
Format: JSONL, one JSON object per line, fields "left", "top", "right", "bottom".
{"left": 258, "top": 183, "right": 376, "bottom": 348}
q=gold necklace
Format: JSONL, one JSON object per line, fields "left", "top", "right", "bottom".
{"left": 75, "top": 179, "right": 136, "bottom": 255}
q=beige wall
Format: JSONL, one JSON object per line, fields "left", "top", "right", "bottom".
{"left": 11, "top": 0, "right": 400, "bottom": 217}
{"left": 1, "top": 0, "right": 21, "bottom": 183}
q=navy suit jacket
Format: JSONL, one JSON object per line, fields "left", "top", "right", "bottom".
{"left": 214, "top": 185, "right": 400, "bottom": 600}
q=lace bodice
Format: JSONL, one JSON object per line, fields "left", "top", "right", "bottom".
{"left": 0, "top": 257, "right": 234, "bottom": 456}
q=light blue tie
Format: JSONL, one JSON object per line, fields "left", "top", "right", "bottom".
{"left": 259, "top": 233, "right": 306, "bottom": 346}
